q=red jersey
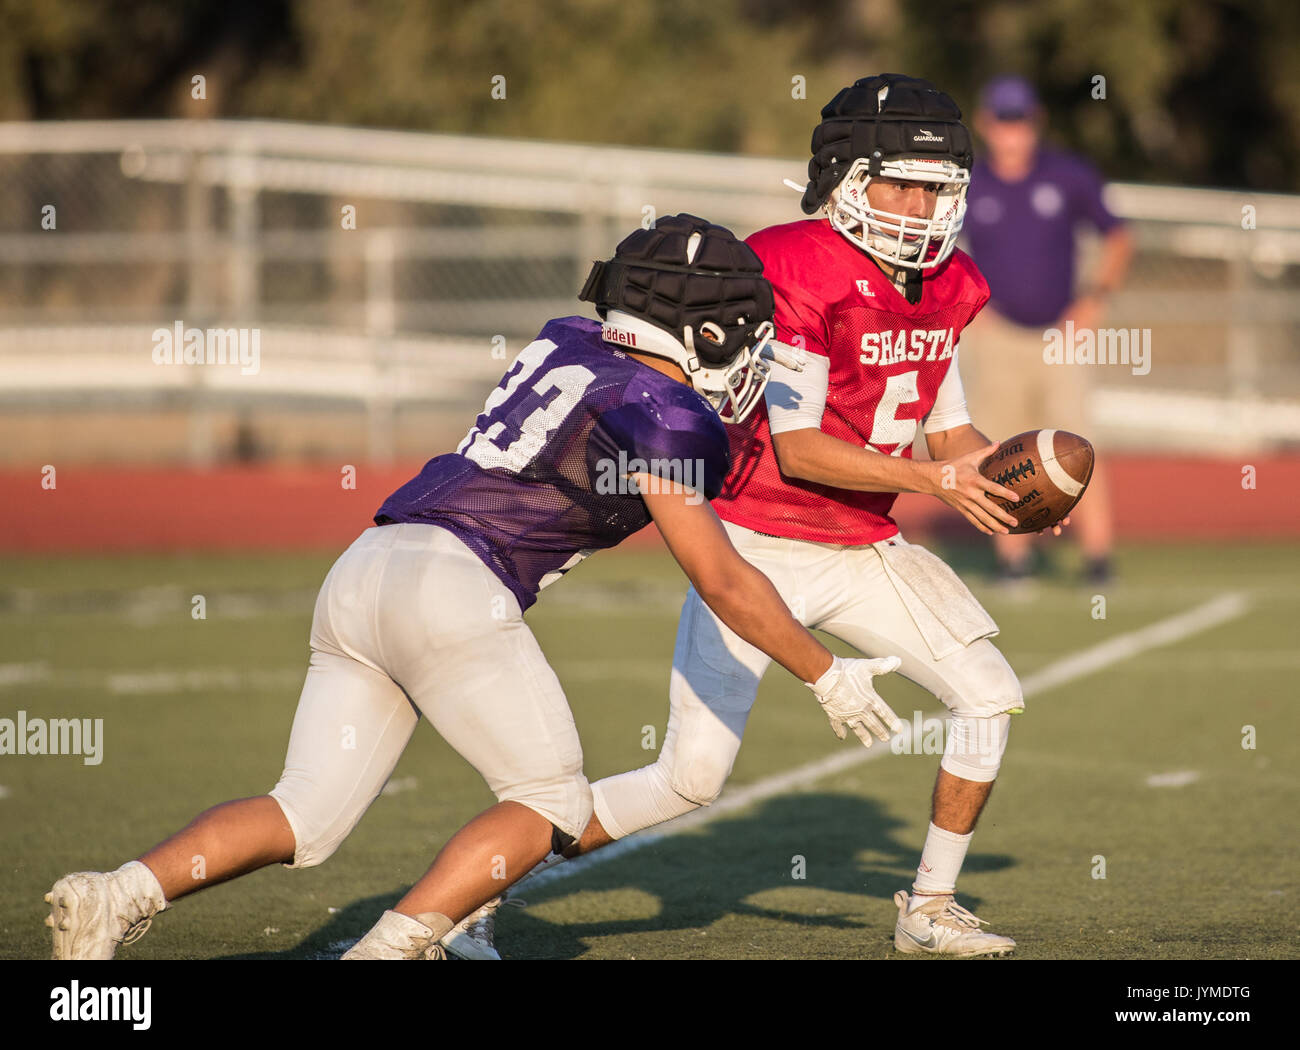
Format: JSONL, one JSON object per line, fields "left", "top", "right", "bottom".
{"left": 714, "top": 219, "right": 990, "bottom": 544}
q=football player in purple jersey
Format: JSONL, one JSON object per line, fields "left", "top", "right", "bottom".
{"left": 45, "top": 214, "right": 904, "bottom": 960}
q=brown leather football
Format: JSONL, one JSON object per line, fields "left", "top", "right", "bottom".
{"left": 979, "top": 430, "right": 1095, "bottom": 535}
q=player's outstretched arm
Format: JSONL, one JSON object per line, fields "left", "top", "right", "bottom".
{"left": 771, "top": 427, "right": 1019, "bottom": 535}
{"left": 925, "top": 425, "right": 1021, "bottom": 535}
{"left": 637, "top": 475, "right": 902, "bottom": 745}
{"left": 639, "top": 475, "right": 830, "bottom": 683}
{"left": 772, "top": 426, "right": 936, "bottom": 494}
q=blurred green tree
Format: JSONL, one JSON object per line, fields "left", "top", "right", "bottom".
{"left": 0, "top": 0, "right": 1296, "bottom": 190}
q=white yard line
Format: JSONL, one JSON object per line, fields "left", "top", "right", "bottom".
{"left": 1012, "top": 591, "right": 1249, "bottom": 696}
{"left": 528, "top": 590, "right": 1251, "bottom": 890}
{"left": 0, "top": 664, "right": 304, "bottom": 694}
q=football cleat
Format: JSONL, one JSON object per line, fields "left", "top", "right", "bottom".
{"left": 1084, "top": 556, "right": 1114, "bottom": 587}
{"left": 892, "top": 890, "right": 1016, "bottom": 957}
{"left": 441, "top": 897, "right": 502, "bottom": 961}
{"left": 440, "top": 896, "right": 528, "bottom": 961}
{"left": 46, "top": 863, "right": 166, "bottom": 960}
{"left": 992, "top": 558, "right": 1038, "bottom": 600}
{"left": 439, "top": 852, "right": 566, "bottom": 959}
{"left": 341, "top": 909, "right": 452, "bottom": 960}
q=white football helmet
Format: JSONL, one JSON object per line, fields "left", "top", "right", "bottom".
{"left": 825, "top": 155, "right": 969, "bottom": 272}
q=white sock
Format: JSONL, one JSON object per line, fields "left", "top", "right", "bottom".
{"left": 117, "top": 860, "right": 168, "bottom": 913}
{"left": 366, "top": 909, "right": 453, "bottom": 942}
{"left": 405, "top": 910, "right": 454, "bottom": 941}
{"left": 910, "top": 822, "right": 973, "bottom": 907}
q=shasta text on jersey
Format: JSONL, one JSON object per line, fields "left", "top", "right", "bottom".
{"left": 859, "top": 326, "right": 956, "bottom": 366}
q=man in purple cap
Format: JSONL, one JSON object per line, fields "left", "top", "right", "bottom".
{"left": 962, "top": 74, "right": 1134, "bottom": 586}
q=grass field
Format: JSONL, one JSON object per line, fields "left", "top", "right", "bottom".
{"left": 2, "top": 539, "right": 1297, "bottom": 960}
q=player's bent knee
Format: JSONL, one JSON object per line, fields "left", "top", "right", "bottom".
{"left": 668, "top": 751, "right": 733, "bottom": 807}
{"left": 939, "top": 713, "right": 1011, "bottom": 783}
{"left": 946, "top": 642, "right": 1024, "bottom": 719}
{"left": 669, "top": 772, "right": 724, "bottom": 807}
{"left": 268, "top": 787, "right": 355, "bottom": 869}
{"left": 590, "top": 762, "right": 702, "bottom": 840}
{"left": 496, "top": 773, "right": 593, "bottom": 843}
{"left": 664, "top": 724, "right": 740, "bottom": 806}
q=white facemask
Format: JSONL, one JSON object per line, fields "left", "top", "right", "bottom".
{"left": 825, "top": 156, "right": 969, "bottom": 271}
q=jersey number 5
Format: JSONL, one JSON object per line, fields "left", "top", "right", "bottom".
{"left": 868, "top": 371, "right": 920, "bottom": 456}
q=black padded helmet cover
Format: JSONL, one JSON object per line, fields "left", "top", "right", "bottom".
{"left": 801, "top": 73, "right": 974, "bottom": 215}
{"left": 579, "top": 213, "right": 774, "bottom": 368}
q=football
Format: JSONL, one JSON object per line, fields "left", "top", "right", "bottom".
{"left": 979, "top": 429, "right": 1094, "bottom": 535}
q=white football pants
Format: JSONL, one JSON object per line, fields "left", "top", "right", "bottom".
{"left": 592, "top": 523, "right": 1022, "bottom": 840}
{"left": 269, "top": 524, "right": 591, "bottom": 868}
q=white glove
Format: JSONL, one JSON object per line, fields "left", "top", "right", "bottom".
{"left": 806, "top": 655, "right": 903, "bottom": 747}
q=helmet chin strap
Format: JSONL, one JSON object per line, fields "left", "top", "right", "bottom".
{"left": 865, "top": 241, "right": 923, "bottom": 304}
{"left": 682, "top": 325, "right": 701, "bottom": 372}
{"left": 902, "top": 268, "right": 923, "bottom": 305}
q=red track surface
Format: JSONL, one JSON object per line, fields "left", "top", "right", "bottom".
{"left": 3, "top": 456, "right": 1297, "bottom": 553}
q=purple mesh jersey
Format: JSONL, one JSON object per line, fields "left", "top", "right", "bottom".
{"left": 375, "top": 316, "right": 730, "bottom": 612}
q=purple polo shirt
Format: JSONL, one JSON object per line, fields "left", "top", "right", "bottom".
{"left": 964, "top": 147, "right": 1124, "bottom": 328}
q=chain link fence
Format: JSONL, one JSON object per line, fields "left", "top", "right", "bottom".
{"left": 2, "top": 119, "right": 1299, "bottom": 464}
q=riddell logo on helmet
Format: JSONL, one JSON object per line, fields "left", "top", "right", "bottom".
{"left": 912, "top": 128, "right": 945, "bottom": 143}
{"left": 602, "top": 324, "right": 636, "bottom": 348}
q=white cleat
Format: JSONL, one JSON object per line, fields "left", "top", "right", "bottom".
{"left": 892, "top": 890, "right": 1016, "bottom": 957}
{"left": 440, "top": 851, "right": 566, "bottom": 960}
{"left": 441, "top": 897, "right": 503, "bottom": 961}
{"left": 46, "top": 864, "right": 165, "bottom": 960}
{"left": 440, "top": 896, "right": 528, "bottom": 961}
{"left": 341, "top": 910, "right": 452, "bottom": 960}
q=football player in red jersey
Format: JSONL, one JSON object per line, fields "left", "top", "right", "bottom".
{"left": 445, "top": 75, "right": 1046, "bottom": 960}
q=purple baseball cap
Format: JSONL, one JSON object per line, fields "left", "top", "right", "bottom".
{"left": 980, "top": 75, "right": 1040, "bottom": 120}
